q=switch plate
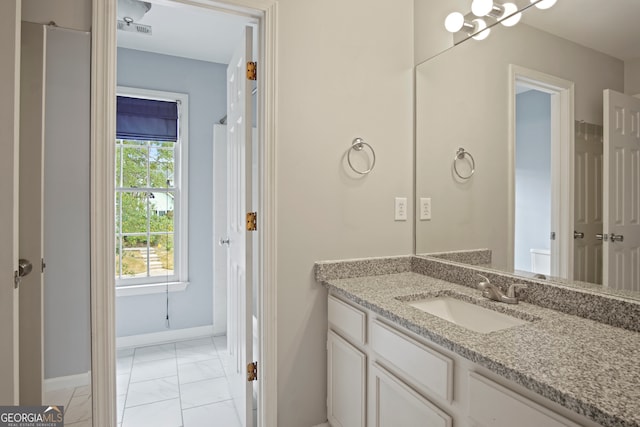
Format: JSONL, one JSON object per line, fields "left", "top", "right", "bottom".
{"left": 420, "top": 197, "right": 431, "bottom": 220}
{"left": 395, "top": 197, "right": 407, "bottom": 221}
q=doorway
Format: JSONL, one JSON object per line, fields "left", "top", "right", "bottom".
{"left": 509, "top": 65, "right": 574, "bottom": 279}
{"left": 91, "top": 0, "right": 277, "bottom": 425}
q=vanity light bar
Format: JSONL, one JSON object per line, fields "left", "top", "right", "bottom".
{"left": 444, "top": 0, "right": 556, "bottom": 43}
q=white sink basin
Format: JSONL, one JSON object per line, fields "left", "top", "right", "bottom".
{"left": 408, "top": 296, "right": 530, "bottom": 333}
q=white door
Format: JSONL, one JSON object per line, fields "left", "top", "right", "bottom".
{"left": 19, "top": 22, "right": 46, "bottom": 405}
{"left": 574, "top": 122, "right": 603, "bottom": 284}
{"left": 226, "top": 25, "right": 254, "bottom": 427}
{"left": 0, "top": 0, "right": 21, "bottom": 405}
{"left": 603, "top": 89, "right": 640, "bottom": 291}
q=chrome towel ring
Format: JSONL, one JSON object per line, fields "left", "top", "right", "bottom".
{"left": 453, "top": 147, "right": 475, "bottom": 180}
{"left": 347, "top": 137, "right": 376, "bottom": 175}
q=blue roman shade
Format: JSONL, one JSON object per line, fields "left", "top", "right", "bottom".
{"left": 116, "top": 96, "right": 178, "bottom": 141}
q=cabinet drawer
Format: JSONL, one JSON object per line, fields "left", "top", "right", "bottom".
{"left": 328, "top": 295, "right": 366, "bottom": 346}
{"left": 371, "top": 320, "right": 453, "bottom": 402}
{"left": 369, "top": 362, "right": 452, "bottom": 427}
{"left": 468, "top": 372, "right": 581, "bottom": 427}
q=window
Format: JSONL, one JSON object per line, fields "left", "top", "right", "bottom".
{"left": 115, "top": 88, "right": 188, "bottom": 289}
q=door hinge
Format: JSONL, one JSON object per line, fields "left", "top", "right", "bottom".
{"left": 247, "top": 61, "right": 257, "bottom": 81}
{"left": 41, "top": 258, "right": 46, "bottom": 273}
{"left": 14, "top": 270, "right": 20, "bottom": 289}
{"left": 246, "top": 212, "right": 257, "bottom": 231}
{"left": 247, "top": 361, "right": 258, "bottom": 382}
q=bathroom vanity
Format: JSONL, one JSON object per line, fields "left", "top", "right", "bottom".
{"left": 316, "top": 256, "right": 640, "bottom": 427}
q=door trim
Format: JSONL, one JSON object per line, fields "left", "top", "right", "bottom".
{"left": 90, "top": 1, "right": 278, "bottom": 425}
{"left": 508, "top": 64, "right": 574, "bottom": 279}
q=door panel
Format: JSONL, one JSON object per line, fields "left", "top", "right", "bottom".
{"left": 0, "top": 0, "right": 21, "bottom": 405}
{"left": 227, "top": 25, "right": 254, "bottom": 427}
{"left": 574, "top": 121, "right": 603, "bottom": 284}
{"left": 19, "top": 22, "right": 46, "bottom": 405}
{"left": 603, "top": 90, "right": 640, "bottom": 291}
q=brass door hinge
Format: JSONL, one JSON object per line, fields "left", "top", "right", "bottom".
{"left": 247, "top": 61, "right": 257, "bottom": 81}
{"left": 247, "top": 361, "right": 258, "bottom": 382}
{"left": 246, "top": 212, "right": 257, "bottom": 231}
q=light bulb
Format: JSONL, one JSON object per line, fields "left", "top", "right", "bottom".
{"left": 471, "top": 0, "right": 494, "bottom": 16}
{"left": 471, "top": 19, "right": 491, "bottom": 40}
{"left": 500, "top": 2, "right": 522, "bottom": 27}
{"left": 445, "top": 12, "right": 465, "bottom": 33}
{"left": 531, "top": 0, "right": 557, "bottom": 9}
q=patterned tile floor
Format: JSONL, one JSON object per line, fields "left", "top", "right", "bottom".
{"left": 44, "top": 384, "right": 92, "bottom": 426}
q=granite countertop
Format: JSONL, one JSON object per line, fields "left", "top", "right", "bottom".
{"left": 321, "top": 271, "right": 640, "bottom": 427}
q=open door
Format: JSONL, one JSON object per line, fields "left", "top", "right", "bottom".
{"left": 19, "top": 22, "right": 46, "bottom": 405}
{"left": 226, "top": 25, "right": 255, "bottom": 427}
{"left": 0, "top": 0, "right": 21, "bottom": 406}
{"left": 603, "top": 89, "right": 640, "bottom": 291}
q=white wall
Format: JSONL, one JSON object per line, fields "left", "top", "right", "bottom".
{"left": 22, "top": 0, "right": 91, "bottom": 32}
{"left": 414, "top": 0, "right": 465, "bottom": 64}
{"left": 625, "top": 57, "right": 640, "bottom": 95}
{"left": 415, "top": 23, "right": 623, "bottom": 268}
{"left": 276, "top": 0, "right": 414, "bottom": 425}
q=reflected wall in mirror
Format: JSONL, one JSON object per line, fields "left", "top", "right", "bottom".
{"left": 415, "top": 0, "right": 640, "bottom": 295}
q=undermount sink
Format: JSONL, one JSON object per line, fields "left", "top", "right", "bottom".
{"left": 406, "top": 295, "right": 531, "bottom": 333}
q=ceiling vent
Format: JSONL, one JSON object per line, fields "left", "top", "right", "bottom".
{"left": 117, "top": 20, "right": 152, "bottom": 35}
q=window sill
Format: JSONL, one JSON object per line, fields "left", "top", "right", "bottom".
{"left": 116, "top": 281, "right": 189, "bottom": 297}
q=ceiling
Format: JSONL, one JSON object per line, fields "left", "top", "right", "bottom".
{"left": 521, "top": 0, "right": 640, "bottom": 61}
{"left": 117, "top": 0, "right": 255, "bottom": 64}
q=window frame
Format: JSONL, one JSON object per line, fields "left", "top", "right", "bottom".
{"left": 115, "top": 86, "right": 189, "bottom": 291}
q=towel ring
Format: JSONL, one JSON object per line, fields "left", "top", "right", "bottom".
{"left": 347, "top": 138, "right": 376, "bottom": 175}
{"left": 453, "top": 147, "right": 475, "bottom": 180}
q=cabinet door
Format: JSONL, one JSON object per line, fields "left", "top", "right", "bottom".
{"left": 328, "top": 330, "right": 366, "bottom": 427}
{"left": 369, "top": 363, "right": 452, "bottom": 427}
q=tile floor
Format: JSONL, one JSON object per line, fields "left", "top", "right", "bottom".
{"left": 116, "top": 335, "right": 240, "bottom": 427}
{"left": 44, "top": 384, "right": 92, "bottom": 427}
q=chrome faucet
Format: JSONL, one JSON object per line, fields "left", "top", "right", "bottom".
{"left": 477, "top": 275, "right": 527, "bottom": 304}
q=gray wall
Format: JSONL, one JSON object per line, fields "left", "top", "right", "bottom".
{"left": 626, "top": 57, "right": 640, "bottom": 95}
{"left": 116, "top": 48, "right": 227, "bottom": 336}
{"left": 514, "top": 90, "right": 551, "bottom": 272}
{"left": 43, "top": 27, "right": 91, "bottom": 380}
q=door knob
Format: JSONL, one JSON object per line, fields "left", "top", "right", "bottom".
{"left": 596, "top": 233, "right": 608, "bottom": 241}
{"left": 610, "top": 233, "right": 624, "bottom": 242}
{"left": 219, "top": 238, "right": 230, "bottom": 246}
{"left": 573, "top": 231, "right": 584, "bottom": 239}
{"left": 18, "top": 259, "right": 33, "bottom": 278}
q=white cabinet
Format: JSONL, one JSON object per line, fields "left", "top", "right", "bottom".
{"left": 327, "top": 293, "right": 601, "bottom": 427}
{"left": 327, "top": 329, "right": 366, "bottom": 427}
{"left": 369, "top": 363, "right": 452, "bottom": 427}
{"left": 468, "top": 372, "right": 581, "bottom": 427}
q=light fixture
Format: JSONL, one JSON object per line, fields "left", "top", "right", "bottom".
{"left": 471, "top": 0, "right": 494, "bottom": 17}
{"left": 444, "top": 12, "right": 467, "bottom": 33}
{"left": 471, "top": 19, "right": 491, "bottom": 40}
{"left": 489, "top": 2, "right": 522, "bottom": 27}
{"left": 117, "top": 0, "right": 152, "bottom": 24}
{"left": 531, "top": 0, "right": 557, "bottom": 9}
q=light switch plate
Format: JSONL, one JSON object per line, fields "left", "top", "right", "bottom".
{"left": 420, "top": 197, "right": 431, "bottom": 220}
{"left": 395, "top": 197, "right": 407, "bottom": 221}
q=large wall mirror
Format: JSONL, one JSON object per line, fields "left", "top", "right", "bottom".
{"left": 415, "top": 0, "right": 640, "bottom": 297}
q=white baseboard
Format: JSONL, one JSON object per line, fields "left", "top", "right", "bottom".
{"left": 44, "top": 371, "right": 91, "bottom": 392}
{"left": 116, "top": 325, "right": 215, "bottom": 349}
{"left": 312, "top": 423, "right": 330, "bottom": 427}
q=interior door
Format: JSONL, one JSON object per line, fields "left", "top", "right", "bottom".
{"left": 19, "top": 22, "right": 46, "bottom": 405}
{"left": 0, "top": 0, "right": 21, "bottom": 405}
{"left": 574, "top": 122, "right": 603, "bottom": 284}
{"left": 603, "top": 89, "right": 640, "bottom": 291}
{"left": 226, "top": 25, "right": 254, "bottom": 427}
